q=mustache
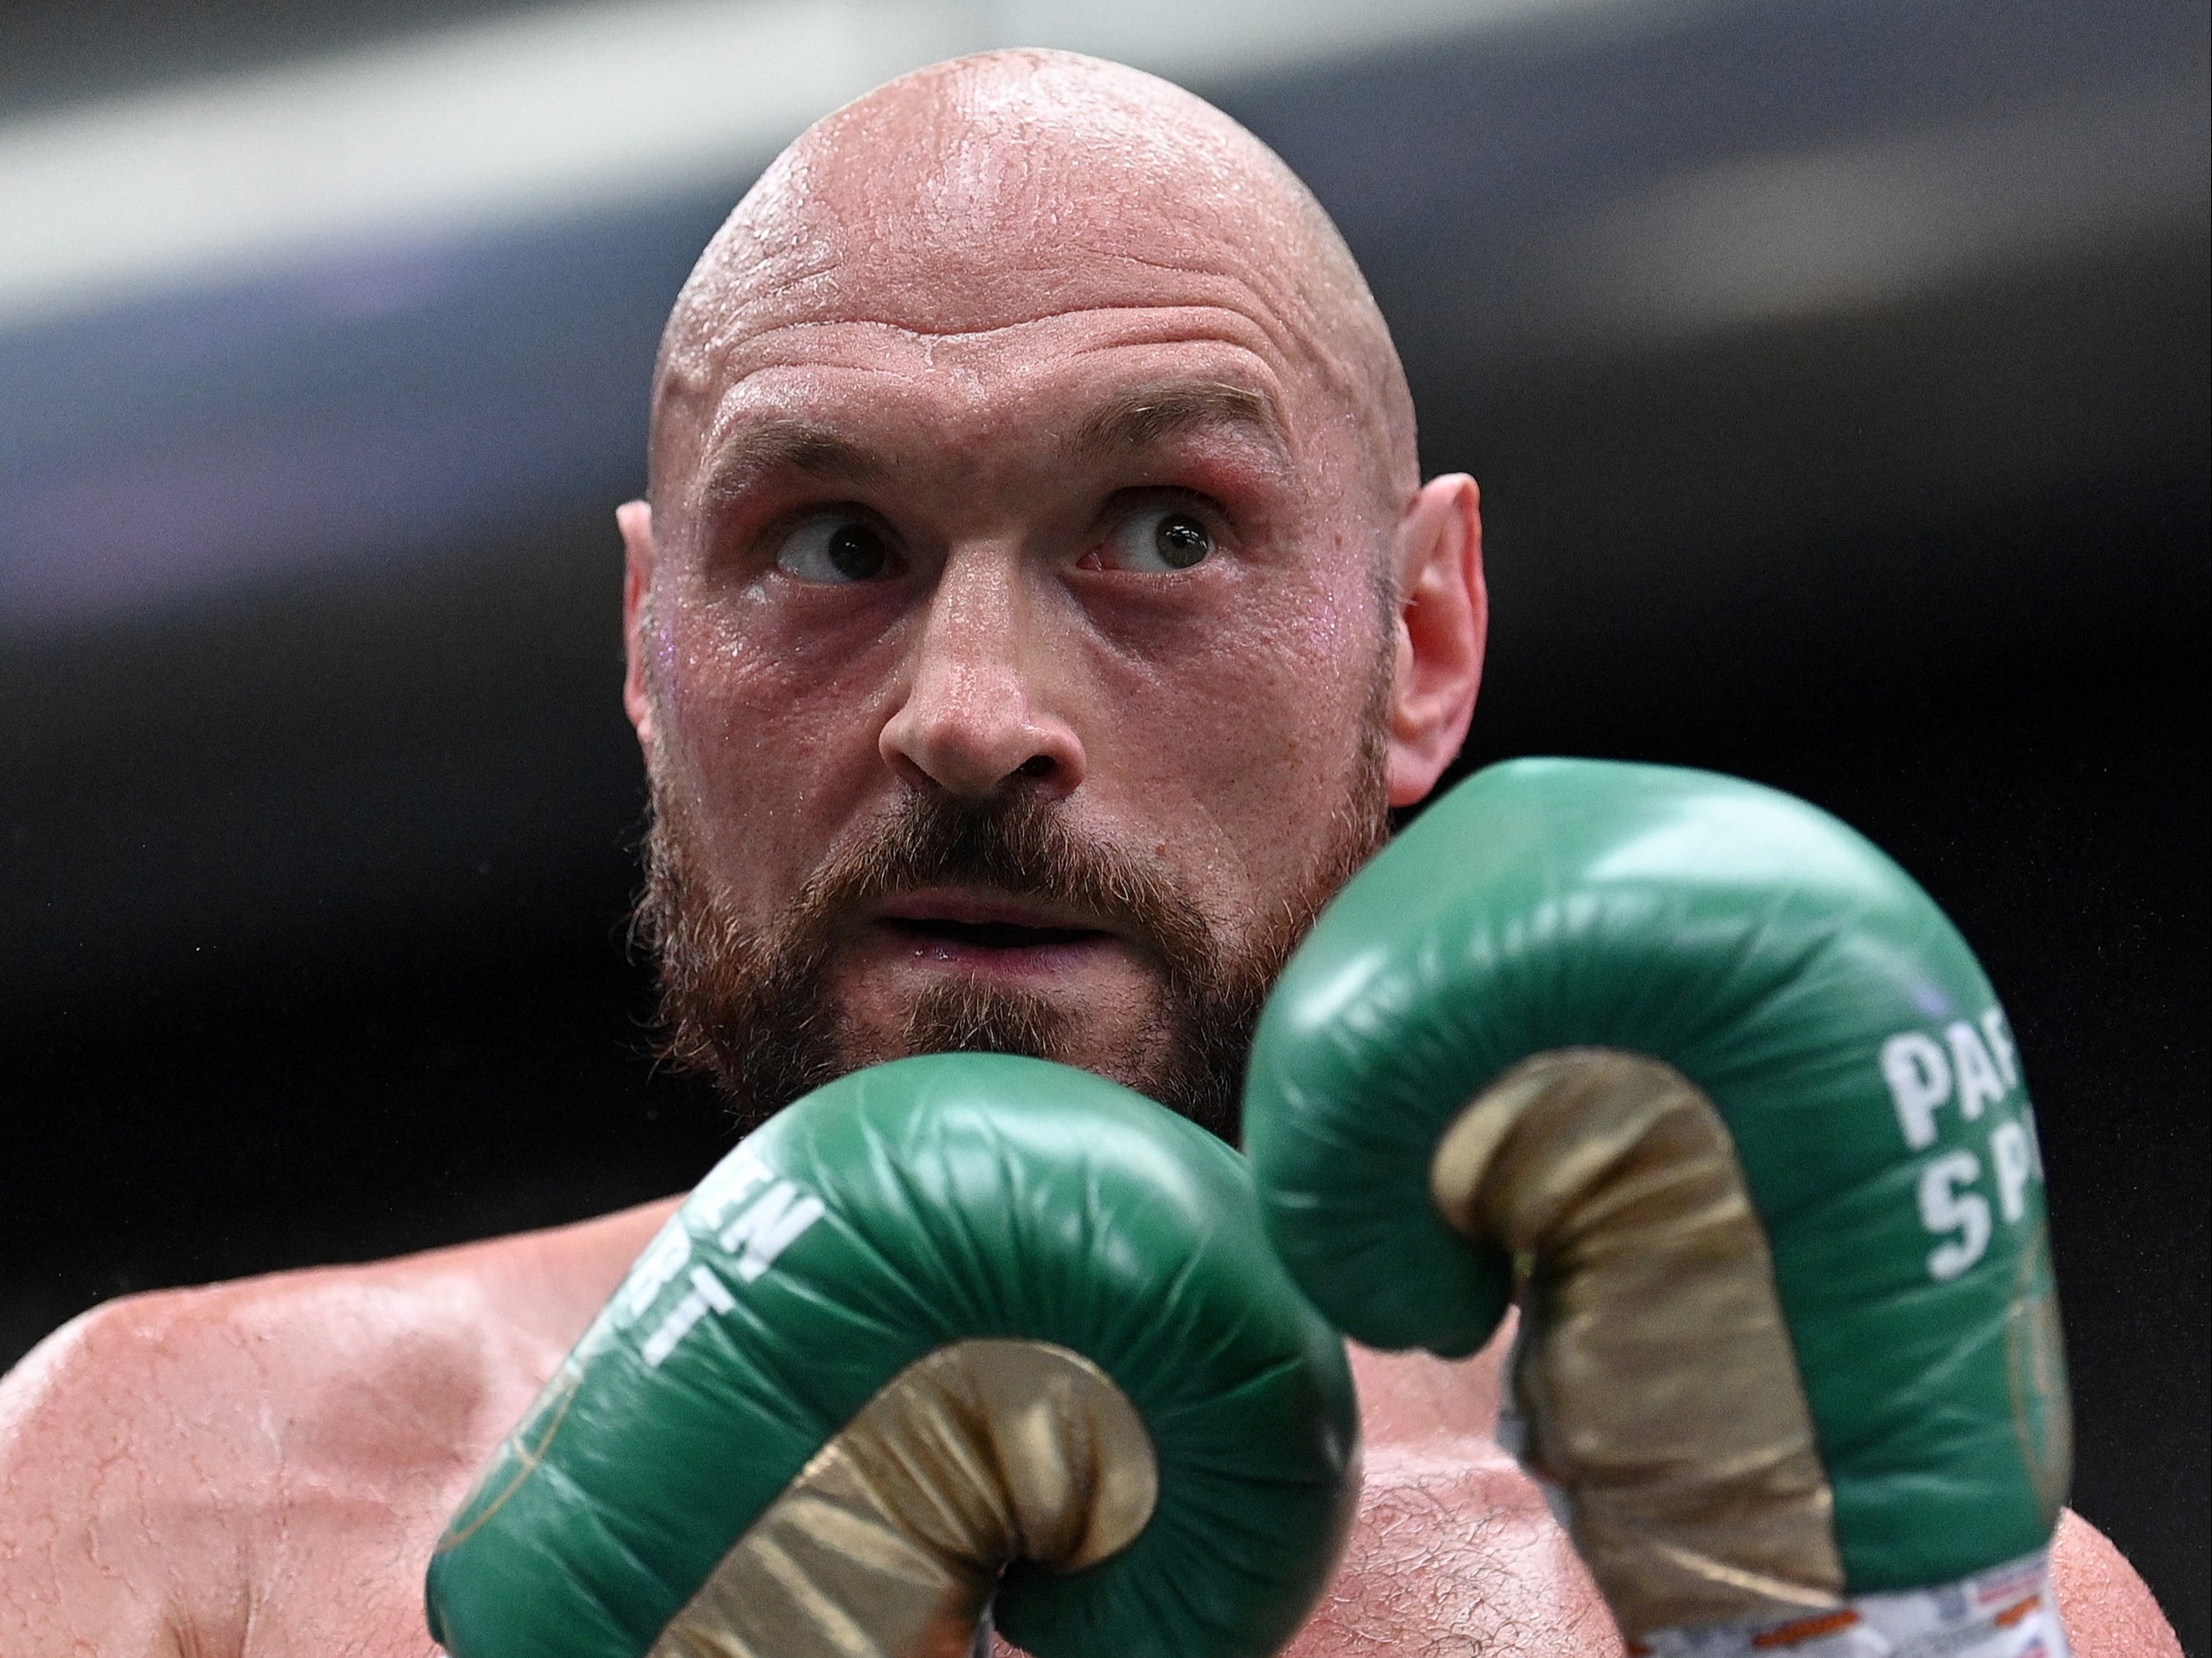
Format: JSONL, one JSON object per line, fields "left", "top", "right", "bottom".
{"left": 637, "top": 754, "right": 1388, "bottom": 1138}
{"left": 635, "top": 782, "right": 1238, "bottom": 1131}
{"left": 789, "top": 789, "right": 1212, "bottom": 971}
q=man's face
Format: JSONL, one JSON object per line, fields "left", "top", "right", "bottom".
{"left": 620, "top": 59, "right": 1482, "bottom": 1136}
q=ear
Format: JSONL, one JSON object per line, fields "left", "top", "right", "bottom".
{"left": 618, "top": 499, "right": 659, "bottom": 761}
{"left": 1386, "top": 473, "right": 1487, "bottom": 808}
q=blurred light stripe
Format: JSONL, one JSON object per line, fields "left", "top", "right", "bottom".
{"left": 0, "top": 0, "right": 2199, "bottom": 635}
{"left": 1570, "top": 78, "right": 2211, "bottom": 336}
{"left": 0, "top": 0, "right": 1629, "bottom": 330}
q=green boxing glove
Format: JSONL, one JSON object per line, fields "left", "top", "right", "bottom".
{"left": 428, "top": 1053, "right": 1357, "bottom": 1658}
{"left": 1243, "top": 759, "right": 2072, "bottom": 1657}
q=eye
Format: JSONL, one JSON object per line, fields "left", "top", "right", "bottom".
{"left": 773, "top": 512, "right": 898, "bottom": 583}
{"left": 1099, "top": 506, "right": 1214, "bottom": 573}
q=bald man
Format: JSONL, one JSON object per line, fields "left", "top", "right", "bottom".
{"left": 0, "top": 51, "right": 2181, "bottom": 1657}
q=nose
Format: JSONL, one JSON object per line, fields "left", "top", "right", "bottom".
{"left": 879, "top": 545, "right": 1085, "bottom": 800}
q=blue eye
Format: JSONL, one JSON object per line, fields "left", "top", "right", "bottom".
{"left": 1102, "top": 507, "right": 1213, "bottom": 572}
{"left": 775, "top": 513, "right": 896, "bottom": 583}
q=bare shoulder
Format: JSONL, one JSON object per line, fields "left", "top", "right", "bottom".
{"left": 2052, "top": 1509, "right": 2183, "bottom": 1658}
{"left": 0, "top": 1198, "right": 676, "bottom": 1657}
{"left": 1282, "top": 1338, "right": 2176, "bottom": 1658}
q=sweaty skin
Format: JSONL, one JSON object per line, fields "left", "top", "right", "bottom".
{"left": 0, "top": 1207, "right": 2175, "bottom": 1655}
{"left": 622, "top": 52, "right": 1464, "bottom": 1113}
{"left": 0, "top": 50, "right": 2183, "bottom": 1657}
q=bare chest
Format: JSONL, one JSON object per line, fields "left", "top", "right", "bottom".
{"left": 228, "top": 1443, "right": 1610, "bottom": 1658}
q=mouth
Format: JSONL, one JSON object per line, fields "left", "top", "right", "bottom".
{"left": 879, "top": 917, "right": 1110, "bottom": 950}
{"left": 864, "top": 889, "right": 1121, "bottom": 964}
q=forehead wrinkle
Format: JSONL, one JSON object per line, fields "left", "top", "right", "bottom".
{"left": 687, "top": 268, "right": 1312, "bottom": 390}
{"left": 663, "top": 301, "right": 1307, "bottom": 506}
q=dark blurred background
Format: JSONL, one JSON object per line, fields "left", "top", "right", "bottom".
{"left": 2, "top": 0, "right": 2204, "bottom": 1647}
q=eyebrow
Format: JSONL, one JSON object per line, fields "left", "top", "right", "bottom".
{"left": 1068, "top": 380, "right": 1288, "bottom": 460}
{"left": 697, "top": 418, "right": 884, "bottom": 511}
{"left": 694, "top": 380, "right": 1289, "bottom": 512}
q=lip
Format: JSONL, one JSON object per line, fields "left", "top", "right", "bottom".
{"left": 871, "top": 887, "right": 1114, "bottom": 934}
{"left": 859, "top": 886, "right": 1127, "bottom": 974}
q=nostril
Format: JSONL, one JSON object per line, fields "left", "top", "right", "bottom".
{"left": 1016, "top": 754, "right": 1056, "bottom": 780}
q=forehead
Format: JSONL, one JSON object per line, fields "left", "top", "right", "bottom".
{"left": 679, "top": 306, "right": 1292, "bottom": 474}
{"left": 653, "top": 83, "right": 1360, "bottom": 491}
{"left": 712, "top": 67, "right": 1327, "bottom": 334}
{"left": 664, "top": 231, "right": 1329, "bottom": 454}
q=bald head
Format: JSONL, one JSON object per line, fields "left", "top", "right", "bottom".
{"left": 618, "top": 51, "right": 1487, "bottom": 1136}
{"left": 649, "top": 50, "right": 1416, "bottom": 518}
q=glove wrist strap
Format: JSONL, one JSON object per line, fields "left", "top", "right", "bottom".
{"left": 1630, "top": 1549, "right": 2068, "bottom": 1658}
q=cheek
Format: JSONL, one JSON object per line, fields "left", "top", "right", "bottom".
{"left": 1090, "top": 560, "right": 1383, "bottom": 879}
{"left": 1221, "top": 562, "right": 1378, "bottom": 763}
{"left": 651, "top": 587, "right": 896, "bottom": 882}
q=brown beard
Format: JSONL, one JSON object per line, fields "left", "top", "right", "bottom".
{"left": 634, "top": 723, "right": 1388, "bottom": 1143}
